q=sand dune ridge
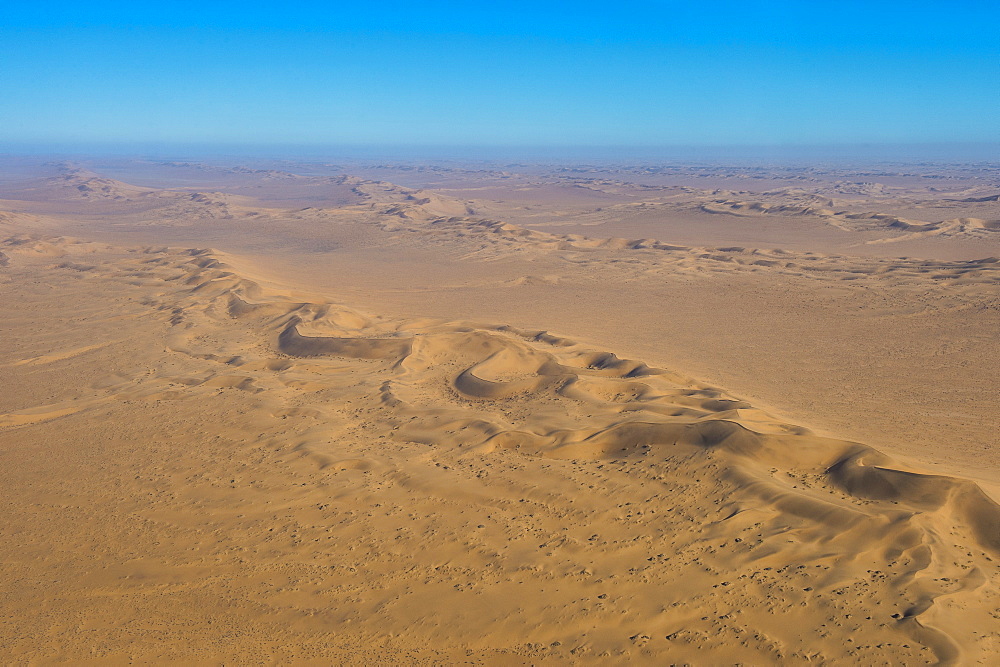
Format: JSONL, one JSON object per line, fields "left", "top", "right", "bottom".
{"left": 5, "top": 236, "right": 998, "bottom": 661}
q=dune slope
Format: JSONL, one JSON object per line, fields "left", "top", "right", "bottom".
{"left": 1, "top": 237, "right": 999, "bottom": 664}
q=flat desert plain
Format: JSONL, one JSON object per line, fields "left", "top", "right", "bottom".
{"left": 1, "top": 156, "right": 998, "bottom": 664}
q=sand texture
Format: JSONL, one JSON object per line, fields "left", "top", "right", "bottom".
{"left": 1, "top": 157, "right": 999, "bottom": 663}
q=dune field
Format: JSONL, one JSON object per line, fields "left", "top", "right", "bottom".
{"left": 1, "top": 156, "right": 999, "bottom": 663}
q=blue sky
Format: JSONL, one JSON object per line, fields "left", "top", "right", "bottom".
{"left": 1, "top": 1, "right": 998, "bottom": 148}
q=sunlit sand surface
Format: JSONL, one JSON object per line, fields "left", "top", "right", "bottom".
{"left": 1, "top": 158, "right": 998, "bottom": 663}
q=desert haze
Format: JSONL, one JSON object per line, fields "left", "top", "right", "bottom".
{"left": 1, "top": 155, "right": 999, "bottom": 664}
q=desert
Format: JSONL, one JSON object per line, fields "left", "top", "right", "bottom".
{"left": 1, "top": 154, "right": 998, "bottom": 663}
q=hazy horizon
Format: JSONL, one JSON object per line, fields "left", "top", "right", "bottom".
{"left": 3, "top": 141, "right": 1000, "bottom": 166}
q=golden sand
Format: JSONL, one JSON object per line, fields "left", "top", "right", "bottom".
{"left": 1, "top": 160, "right": 998, "bottom": 663}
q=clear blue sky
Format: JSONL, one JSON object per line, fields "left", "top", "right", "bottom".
{"left": 1, "top": 1, "right": 998, "bottom": 148}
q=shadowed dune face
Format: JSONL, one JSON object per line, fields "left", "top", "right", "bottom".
{"left": 2, "top": 237, "right": 999, "bottom": 663}
{"left": 279, "top": 318, "right": 414, "bottom": 360}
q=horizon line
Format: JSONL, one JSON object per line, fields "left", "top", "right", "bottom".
{"left": 2, "top": 140, "right": 999, "bottom": 164}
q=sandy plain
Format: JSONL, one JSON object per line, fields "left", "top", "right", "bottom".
{"left": 0, "top": 155, "right": 998, "bottom": 664}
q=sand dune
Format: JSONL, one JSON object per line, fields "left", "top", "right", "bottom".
{"left": 699, "top": 199, "right": 999, "bottom": 243}
{"left": 353, "top": 192, "right": 1000, "bottom": 285}
{"left": 1, "top": 157, "right": 999, "bottom": 663}
{"left": 35, "top": 165, "right": 159, "bottom": 201}
{"left": 2, "top": 236, "right": 999, "bottom": 663}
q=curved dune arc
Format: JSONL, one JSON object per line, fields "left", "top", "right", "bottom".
{"left": 451, "top": 343, "right": 572, "bottom": 399}
{"left": 453, "top": 368, "right": 556, "bottom": 399}
{"left": 278, "top": 319, "right": 412, "bottom": 361}
{"left": 227, "top": 293, "right": 304, "bottom": 319}
{"left": 557, "top": 375, "right": 660, "bottom": 404}
{"left": 828, "top": 450, "right": 1000, "bottom": 553}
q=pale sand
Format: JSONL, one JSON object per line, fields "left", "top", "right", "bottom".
{"left": 1, "top": 159, "right": 998, "bottom": 663}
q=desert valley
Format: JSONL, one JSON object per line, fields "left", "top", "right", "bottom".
{"left": 1, "top": 154, "right": 998, "bottom": 664}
